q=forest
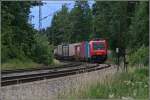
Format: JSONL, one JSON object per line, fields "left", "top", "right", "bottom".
{"left": 1, "top": 1, "right": 149, "bottom": 67}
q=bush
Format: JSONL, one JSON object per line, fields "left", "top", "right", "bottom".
{"left": 2, "top": 34, "right": 53, "bottom": 65}
{"left": 1, "top": 44, "right": 26, "bottom": 63}
{"left": 31, "top": 34, "right": 53, "bottom": 65}
{"left": 1, "top": 45, "right": 11, "bottom": 63}
{"left": 128, "top": 45, "right": 149, "bottom": 66}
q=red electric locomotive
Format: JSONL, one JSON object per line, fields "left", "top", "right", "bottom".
{"left": 89, "top": 39, "right": 108, "bottom": 63}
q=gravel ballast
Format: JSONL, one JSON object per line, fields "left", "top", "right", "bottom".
{"left": 1, "top": 65, "right": 117, "bottom": 100}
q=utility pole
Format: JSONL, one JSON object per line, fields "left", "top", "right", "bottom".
{"left": 92, "top": 15, "right": 95, "bottom": 38}
{"left": 29, "top": 15, "right": 34, "bottom": 24}
{"left": 39, "top": 4, "right": 42, "bottom": 31}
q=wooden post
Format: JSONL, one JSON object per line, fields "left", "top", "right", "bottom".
{"left": 116, "top": 48, "right": 119, "bottom": 71}
{"left": 123, "top": 49, "right": 128, "bottom": 72}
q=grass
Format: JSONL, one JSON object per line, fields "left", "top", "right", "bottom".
{"left": 1, "top": 58, "right": 43, "bottom": 70}
{"left": 52, "top": 59, "right": 65, "bottom": 65}
{"left": 58, "top": 66, "right": 117, "bottom": 99}
{"left": 59, "top": 65, "right": 148, "bottom": 99}
{"left": 79, "top": 66, "right": 149, "bottom": 99}
{"left": 1, "top": 58, "right": 67, "bottom": 70}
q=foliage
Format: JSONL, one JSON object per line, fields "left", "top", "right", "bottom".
{"left": 128, "top": 2, "right": 149, "bottom": 49}
{"left": 1, "top": 1, "right": 53, "bottom": 65}
{"left": 46, "top": 1, "right": 92, "bottom": 44}
{"left": 47, "top": 5, "right": 72, "bottom": 45}
{"left": 1, "top": 1, "right": 36, "bottom": 62}
{"left": 47, "top": 1, "right": 148, "bottom": 52}
{"left": 2, "top": 1, "right": 148, "bottom": 66}
{"left": 44, "top": 1, "right": 149, "bottom": 66}
{"left": 31, "top": 34, "right": 53, "bottom": 65}
{"left": 1, "top": 58, "right": 41, "bottom": 70}
{"left": 70, "top": 1, "right": 92, "bottom": 42}
{"left": 81, "top": 67, "right": 148, "bottom": 99}
{"left": 93, "top": 1, "right": 129, "bottom": 51}
{"left": 128, "top": 45, "right": 149, "bottom": 66}
{"left": 48, "top": 1, "right": 148, "bottom": 51}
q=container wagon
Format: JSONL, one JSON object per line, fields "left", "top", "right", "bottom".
{"left": 54, "top": 39, "right": 108, "bottom": 63}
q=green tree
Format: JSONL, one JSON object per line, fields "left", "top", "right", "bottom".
{"left": 93, "top": 1, "right": 129, "bottom": 52}
{"left": 47, "top": 1, "right": 92, "bottom": 44}
{"left": 1, "top": 1, "right": 36, "bottom": 62}
{"left": 47, "top": 5, "right": 71, "bottom": 45}
{"left": 128, "top": 2, "right": 149, "bottom": 49}
{"left": 92, "top": 2, "right": 111, "bottom": 38}
{"left": 70, "top": 1, "right": 92, "bottom": 42}
{"left": 31, "top": 34, "right": 53, "bottom": 65}
{"left": 1, "top": 1, "right": 53, "bottom": 65}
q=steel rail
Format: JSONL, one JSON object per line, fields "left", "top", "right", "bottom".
{"left": 2, "top": 62, "right": 81, "bottom": 74}
{"left": 1, "top": 63, "right": 111, "bottom": 86}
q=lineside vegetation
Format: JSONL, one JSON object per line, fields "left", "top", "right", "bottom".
{"left": 1, "top": 1, "right": 148, "bottom": 70}
{"left": 80, "top": 67, "right": 148, "bottom": 99}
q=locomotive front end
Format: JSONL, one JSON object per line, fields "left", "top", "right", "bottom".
{"left": 89, "top": 39, "right": 108, "bottom": 63}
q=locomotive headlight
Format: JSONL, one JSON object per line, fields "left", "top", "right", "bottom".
{"left": 96, "top": 52, "right": 102, "bottom": 55}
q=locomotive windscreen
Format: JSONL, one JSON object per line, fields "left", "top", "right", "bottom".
{"left": 93, "top": 42, "right": 105, "bottom": 50}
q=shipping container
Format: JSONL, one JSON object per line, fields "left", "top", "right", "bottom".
{"left": 62, "top": 44, "right": 69, "bottom": 57}
{"left": 84, "top": 41, "right": 90, "bottom": 59}
{"left": 69, "top": 44, "right": 75, "bottom": 57}
{"left": 80, "top": 41, "right": 90, "bottom": 60}
{"left": 57, "top": 45, "right": 62, "bottom": 56}
{"left": 75, "top": 43, "right": 81, "bottom": 60}
{"left": 68, "top": 43, "right": 79, "bottom": 58}
{"left": 80, "top": 42, "right": 85, "bottom": 59}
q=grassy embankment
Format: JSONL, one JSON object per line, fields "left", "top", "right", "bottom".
{"left": 1, "top": 58, "right": 62, "bottom": 70}
{"left": 1, "top": 59, "right": 42, "bottom": 70}
{"left": 62, "top": 66, "right": 148, "bottom": 99}
{"left": 82, "top": 66, "right": 148, "bottom": 99}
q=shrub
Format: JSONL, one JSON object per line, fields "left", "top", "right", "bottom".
{"left": 1, "top": 45, "right": 11, "bottom": 63}
{"left": 128, "top": 45, "right": 149, "bottom": 66}
{"left": 31, "top": 34, "right": 53, "bottom": 65}
{"left": 1, "top": 44, "right": 26, "bottom": 63}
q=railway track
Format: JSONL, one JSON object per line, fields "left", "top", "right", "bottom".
{"left": 1, "top": 63, "right": 111, "bottom": 86}
{"left": 1, "top": 62, "right": 81, "bottom": 74}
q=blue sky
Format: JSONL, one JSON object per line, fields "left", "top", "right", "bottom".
{"left": 29, "top": 0, "right": 95, "bottom": 30}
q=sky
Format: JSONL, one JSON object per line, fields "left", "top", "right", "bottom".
{"left": 29, "top": 0, "right": 95, "bottom": 30}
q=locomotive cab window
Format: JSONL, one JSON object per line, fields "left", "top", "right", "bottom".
{"left": 93, "top": 42, "right": 105, "bottom": 50}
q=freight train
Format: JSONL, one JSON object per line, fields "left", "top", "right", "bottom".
{"left": 54, "top": 39, "right": 108, "bottom": 63}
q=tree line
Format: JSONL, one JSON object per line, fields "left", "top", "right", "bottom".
{"left": 1, "top": 1, "right": 149, "bottom": 65}
{"left": 46, "top": 1, "right": 148, "bottom": 50}
{"left": 2, "top": 1, "right": 52, "bottom": 65}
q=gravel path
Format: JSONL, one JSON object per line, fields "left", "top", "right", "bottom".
{"left": 1, "top": 64, "right": 118, "bottom": 100}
